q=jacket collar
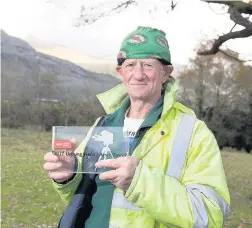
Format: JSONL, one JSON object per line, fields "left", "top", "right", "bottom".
{"left": 96, "top": 76, "right": 179, "bottom": 117}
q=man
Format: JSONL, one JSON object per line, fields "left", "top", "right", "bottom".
{"left": 44, "top": 26, "right": 230, "bottom": 228}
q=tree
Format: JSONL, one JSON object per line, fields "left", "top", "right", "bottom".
{"left": 198, "top": 0, "right": 252, "bottom": 63}
{"left": 177, "top": 50, "right": 252, "bottom": 152}
{"left": 40, "top": 70, "right": 58, "bottom": 100}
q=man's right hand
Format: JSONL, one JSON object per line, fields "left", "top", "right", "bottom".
{"left": 43, "top": 138, "right": 77, "bottom": 183}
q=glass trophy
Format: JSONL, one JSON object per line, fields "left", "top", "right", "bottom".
{"left": 91, "top": 129, "right": 115, "bottom": 173}
{"left": 52, "top": 126, "right": 127, "bottom": 174}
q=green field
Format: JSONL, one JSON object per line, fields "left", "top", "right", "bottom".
{"left": 1, "top": 128, "right": 252, "bottom": 228}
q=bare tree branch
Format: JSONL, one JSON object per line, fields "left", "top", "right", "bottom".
{"left": 198, "top": 0, "right": 252, "bottom": 61}
{"left": 171, "top": 0, "right": 178, "bottom": 10}
{"left": 229, "top": 4, "right": 252, "bottom": 28}
{"left": 230, "top": 23, "right": 237, "bottom": 32}
{"left": 76, "top": 0, "right": 137, "bottom": 26}
{"left": 198, "top": 27, "right": 252, "bottom": 55}
{"left": 202, "top": 1, "right": 245, "bottom": 6}
{"left": 75, "top": 0, "right": 181, "bottom": 27}
{"left": 110, "top": 0, "right": 137, "bottom": 13}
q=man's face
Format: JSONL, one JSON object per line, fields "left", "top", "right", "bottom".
{"left": 116, "top": 58, "right": 173, "bottom": 102}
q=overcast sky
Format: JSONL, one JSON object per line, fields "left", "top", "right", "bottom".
{"left": 1, "top": 0, "right": 251, "bottom": 66}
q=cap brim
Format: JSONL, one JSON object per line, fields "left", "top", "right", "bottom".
{"left": 117, "top": 58, "right": 172, "bottom": 66}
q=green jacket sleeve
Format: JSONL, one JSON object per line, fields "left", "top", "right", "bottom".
{"left": 125, "top": 120, "right": 230, "bottom": 228}
{"left": 51, "top": 155, "right": 83, "bottom": 204}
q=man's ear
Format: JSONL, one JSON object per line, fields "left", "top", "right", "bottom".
{"left": 116, "top": 65, "right": 123, "bottom": 79}
{"left": 162, "top": 65, "right": 174, "bottom": 83}
{"left": 166, "top": 65, "right": 174, "bottom": 76}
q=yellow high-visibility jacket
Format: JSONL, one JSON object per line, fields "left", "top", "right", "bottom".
{"left": 52, "top": 77, "right": 230, "bottom": 228}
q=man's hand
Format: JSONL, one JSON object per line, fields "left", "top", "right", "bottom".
{"left": 43, "top": 138, "right": 77, "bottom": 183}
{"left": 95, "top": 156, "right": 140, "bottom": 191}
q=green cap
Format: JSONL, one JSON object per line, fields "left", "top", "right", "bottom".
{"left": 117, "top": 26, "right": 171, "bottom": 65}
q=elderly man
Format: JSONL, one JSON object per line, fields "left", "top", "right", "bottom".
{"left": 44, "top": 26, "right": 230, "bottom": 228}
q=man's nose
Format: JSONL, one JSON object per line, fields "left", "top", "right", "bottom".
{"left": 132, "top": 65, "right": 146, "bottom": 80}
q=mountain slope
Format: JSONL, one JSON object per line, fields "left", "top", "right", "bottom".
{"left": 1, "top": 30, "right": 121, "bottom": 102}
{"left": 26, "top": 35, "right": 120, "bottom": 78}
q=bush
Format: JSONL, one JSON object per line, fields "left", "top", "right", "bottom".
{"left": 1, "top": 98, "right": 105, "bottom": 131}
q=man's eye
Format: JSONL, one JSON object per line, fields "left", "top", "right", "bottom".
{"left": 126, "top": 64, "right": 134, "bottom": 67}
{"left": 143, "top": 63, "right": 153, "bottom": 68}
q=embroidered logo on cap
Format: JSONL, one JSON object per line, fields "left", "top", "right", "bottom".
{"left": 127, "top": 34, "right": 147, "bottom": 45}
{"left": 156, "top": 37, "right": 168, "bottom": 48}
{"left": 118, "top": 50, "right": 127, "bottom": 59}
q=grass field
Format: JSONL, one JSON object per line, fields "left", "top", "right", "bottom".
{"left": 1, "top": 128, "right": 252, "bottom": 228}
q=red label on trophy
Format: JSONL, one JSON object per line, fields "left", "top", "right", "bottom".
{"left": 54, "top": 140, "right": 73, "bottom": 149}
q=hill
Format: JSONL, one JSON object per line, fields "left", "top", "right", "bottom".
{"left": 1, "top": 30, "right": 121, "bottom": 102}
{"left": 26, "top": 35, "right": 120, "bottom": 79}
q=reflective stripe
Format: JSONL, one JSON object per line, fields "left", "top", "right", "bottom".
{"left": 166, "top": 114, "right": 196, "bottom": 180}
{"left": 166, "top": 114, "right": 230, "bottom": 227}
{"left": 187, "top": 184, "right": 230, "bottom": 218}
{"left": 186, "top": 186, "right": 209, "bottom": 228}
{"left": 112, "top": 192, "right": 142, "bottom": 211}
{"left": 109, "top": 224, "right": 119, "bottom": 228}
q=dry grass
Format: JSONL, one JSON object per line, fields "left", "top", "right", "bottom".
{"left": 1, "top": 128, "right": 65, "bottom": 228}
{"left": 221, "top": 151, "right": 252, "bottom": 227}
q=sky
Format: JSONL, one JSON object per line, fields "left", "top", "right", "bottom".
{"left": 1, "top": 0, "right": 252, "bottom": 66}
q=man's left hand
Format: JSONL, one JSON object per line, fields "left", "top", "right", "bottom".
{"left": 95, "top": 156, "right": 140, "bottom": 191}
